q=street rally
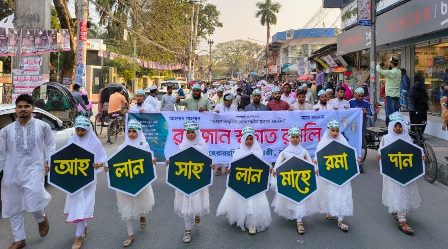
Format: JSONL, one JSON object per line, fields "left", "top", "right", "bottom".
{"left": 0, "top": 80, "right": 426, "bottom": 248}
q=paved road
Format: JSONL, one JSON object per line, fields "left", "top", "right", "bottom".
{"left": 1, "top": 137, "right": 448, "bottom": 249}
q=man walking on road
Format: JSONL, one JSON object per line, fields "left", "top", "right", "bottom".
{"left": 315, "top": 67, "right": 325, "bottom": 93}
{"left": 176, "top": 84, "right": 211, "bottom": 111}
{"left": 0, "top": 94, "right": 55, "bottom": 249}
{"left": 161, "top": 86, "right": 176, "bottom": 111}
{"left": 377, "top": 57, "right": 401, "bottom": 125}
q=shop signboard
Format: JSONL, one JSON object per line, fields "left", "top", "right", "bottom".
{"left": 357, "top": 0, "right": 371, "bottom": 26}
{"left": 337, "top": 25, "right": 371, "bottom": 55}
{"left": 376, "top": 0, "right": 448, "bottom": 46}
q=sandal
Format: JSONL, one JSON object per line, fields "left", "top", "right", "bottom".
{"left": 392, "top": 212, "right": 398, "bottom": 221}
{"left": 123, "top": 235, "right": 134, "bottom": 247}
{"left": 338, "top": 221, "right": 349, "bottom": 232}
{"left": 326, "top": 214, "right": 334, "bottom": 220}
{"left": 248, "top": 226, "right": 256, "bottom": 235}
{"left": 140, "top": 217, "right": 147, "bottom": 229}
{"left": 398, "top": 221, "right": 414, "bottom": 235}
{"left": 297, "top": 222, "right": 305, "bottom": 235}
{"left": 194, "top": 215, "right": 201, "bottom": 225}
{"left": 183, "top": 230, "right": 192, "bottom": 243}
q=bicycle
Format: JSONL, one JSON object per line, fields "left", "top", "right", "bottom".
{"left": 107, "top": 114, "right": 125, "bottom": 144}
{"left": 409, "top": 123, "right": 438, "bottom": 183}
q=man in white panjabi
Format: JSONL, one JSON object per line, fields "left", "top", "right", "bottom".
{"left": 0, "top": 94, "right": 55, "bottom": 249}
{"left": 313, "top": 90, "right": 330, "bottom": 111}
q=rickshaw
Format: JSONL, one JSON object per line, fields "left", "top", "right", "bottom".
{"left": 94, "top": 83, "right": 130, "bottom": 143}
{"left": 32, "top": 82, "right": 78, "bottom": 128}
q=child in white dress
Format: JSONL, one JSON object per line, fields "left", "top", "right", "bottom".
{"left": 166, "top": 121, "right": 210, "bottom": 243}
{"left": 110, "top": 119, "right": 156, "bottom": 247}
{"left": 271, "top": 127, "right": 318, "bottom": 235}
{"left": 63, "top": 115, "right": 107, "bottom": 249}
{"left": 315, "top": 119, "right": 355, "bottom": 232}
{"left": 216, "top": 126, "right": 272, "bottom": 235}
{"left": 378, "top": 112, "right": 422, "bottom": 235}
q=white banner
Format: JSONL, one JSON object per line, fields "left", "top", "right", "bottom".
{"left": 128, "top": 110, "right": 363, "bottom": 164}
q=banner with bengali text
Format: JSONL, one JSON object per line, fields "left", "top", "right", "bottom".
{"left": 128, "top": 109, "right": 363, "bottom": 164}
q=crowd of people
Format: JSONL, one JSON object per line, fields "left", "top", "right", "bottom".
{"left": 0, "top": 91, "right": 425, "bottom": 249}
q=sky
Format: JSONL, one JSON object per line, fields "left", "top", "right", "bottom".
{"left": 206, "top": 0, "right": 340, "bottom": 45}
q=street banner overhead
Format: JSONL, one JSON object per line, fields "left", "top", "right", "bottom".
{"left": 128, "top": 110, "right": 363, "bottom": 164}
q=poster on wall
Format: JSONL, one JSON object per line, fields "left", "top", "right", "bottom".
{"left": 60, "top": 29, "right": 71, "bottom": 51}
{"left": 47, "top": 30, "right": 58, "bottom": 52}
{"left": 357, "top": 0, "right": 371, "bottom": 26}
{"left": 8, "top": 28, "right": 18, "bottom": 56}
{"left": 35, "top": 29, "right": 49, "bottom": 54}
{"left": 0, "top": 28, "right": 9, "bottom": 56}
{"left": 21, "top": 29, "right": 37, "bottom": 56}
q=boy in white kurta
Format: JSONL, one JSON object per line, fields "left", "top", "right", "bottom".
{"left": 315, "top": 120, "right": 356, "bottom": 232}
{"left": 166, "top": 121, "right": 210, "bottom": 243}
{"left": 0, "top": 94, "right": 55, "bottom": 249}
{"left": 216, "top": 126, "right": 272, "bottom": 235}
{"left": 63, "top": 115, "right": 107, "bottom": 249}
{"left": 110, "top": 119, "right": 156, "bottom": 247}
{"left": 378, "top": 112, "right": 422, "bottom": 235}
{"left": 271, "top": 127, "right": 318, "bottom": 235}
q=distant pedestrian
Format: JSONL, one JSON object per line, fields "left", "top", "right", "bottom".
{"left": 315, "top": 68, "right": 325, "bottom": 93}
{"left": 161, "top": 86, "right": 176, "bottom": 111}
{"left": 408, "top": 74, "right": 428, "bottom": 133}
{"left": 377, "top": 57, "right": 401, "bottom": 125}
{"left": 400, "top": 68, "right": 410, "bottom": 111}
{"left": 144, "top": 85, "right": 159, "bottom": 111}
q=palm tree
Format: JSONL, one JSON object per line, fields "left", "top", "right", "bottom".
{"left": 255, "top": 0, "right": 281, "bottom": 80}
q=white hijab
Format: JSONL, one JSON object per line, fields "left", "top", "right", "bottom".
{"left": 233, "top": 133, "right": 263, "bottom": 159}
{"left": 68, "top": 126, "right": 107, "bottom": 164}
{"left": 382, "top": 120, "right": 413, "bottom": 147}
{"left": 178, "top": 129, "right": 208, "bottom": 155}
{"left": 316, "top": 128, "right": 350, "bottom": 153}
{"left": 118, "top": 129, "right": 151, "bottom": 152}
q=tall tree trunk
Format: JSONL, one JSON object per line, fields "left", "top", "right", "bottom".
{"left": 266, "top": 23, "right": 270, "bottom": 80}
{"left": 53, "top": 0, "right": 76, "bottom": 83}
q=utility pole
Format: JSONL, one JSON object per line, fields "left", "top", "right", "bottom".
{"left": 208, "top": 39, "right": 214, "bottom": 83}
{"left": 75, "top": 0, "right": 88, "bottom": 87}
{"left": 188, "top": 1, "right": 196, "bottom": 82}
{"left": 369, "top": 0, "right": 377, "bottom": 124}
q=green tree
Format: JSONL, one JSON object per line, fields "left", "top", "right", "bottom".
{"left": 255, "top": 0, "right": 281, "bottom": 78}
{"left": 0, "top": 0, "right": 14, "bottom": 20}
{"left": 197, "top": 4, "right": 223, "bottom": 39}
{"left": 213, "top": 40, "right": 264, "bottom": 78}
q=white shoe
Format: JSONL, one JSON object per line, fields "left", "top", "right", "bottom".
{"left": 183, "top": 231, "right": 192, "bottom": 243}
{"left": 248, "top": 227, "right": 256, "bottom": 235}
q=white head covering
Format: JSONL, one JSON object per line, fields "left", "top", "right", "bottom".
{"left": 383, "top": 112, "right": 412, "bottom": 145}
{"left": 283, "top": 127, "right": 305, "bottom": 156}
{"left": 316, "top": 120, "right": 349, "bottom": 154}
{"left": 355, "top": 87, "right": 365, "bottom": 94}
{"left": 149, "top": 85, "right": 157, "bottom": 91}
{"left": 234, "top": 126, "right": 263, "bottom": 159}
{"left": 120, "top": 119, "right": 150, "bottom": 151}
{"left": 179, "top": 121, "right": 207, "bottom": 154}
{"left": 69, "top": 116, "right": 107, "bottom": 164}
{"left": 318, "top": 90, "right": 326, "bottom": 96}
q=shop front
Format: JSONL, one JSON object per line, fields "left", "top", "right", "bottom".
{"left": 375, "top": 0, "right": 448, "bottom": 115}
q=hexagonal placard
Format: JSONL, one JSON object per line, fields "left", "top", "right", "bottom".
{"left": 107, "top": 145, "right": 156, "bottom": 197}
{"left": 276, "top": 156, "right": 318, "bottom": 205}
{"left": 380, "top": 139, "right": 424, "bottom": 186}
{"left": 227, "top": 153, "right": 270, "bottom": 199}
{"left": 49, "top": 143, "right": 95, "bottom": 194}
{"left": 316, "top": 140, "right": 360, "bottom": 187}
{"left": 167, "top": 147, "right": 213, "bottom": 196}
